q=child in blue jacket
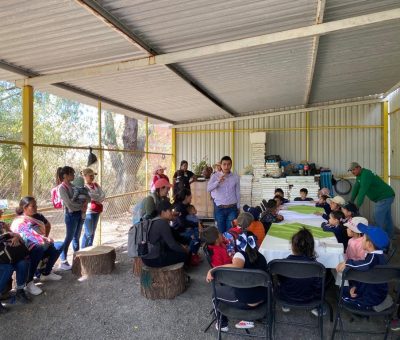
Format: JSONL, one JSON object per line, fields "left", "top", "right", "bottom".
{"left": 336, "top": 224, "right": 389, "bottom": 310}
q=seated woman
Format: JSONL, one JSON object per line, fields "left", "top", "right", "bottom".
{"left": 0, "top": 231, "right": 30, "bottom": 313}
{"left": 11, "top": 197, "right": 62, "bottom": 296}
{"left": 206, "top": 227, "right": 268, "bottom": 331}
{"left": 141, "top": 200, "right": 188, "bottom": 268}
{"left": 172, "top": 188, "right": 201, "bottom": 266}
{"left": 142, "top": 178, "right": 171, "bottom": 220}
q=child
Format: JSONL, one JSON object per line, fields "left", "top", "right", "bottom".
{"left": 71, "top": 173, "right": 91, "bottom": 219}
{"left": 321, "top": 196, "right": 345, "bottom": 221}
{"left": 185, "top": 204, "right": 202, "bottom": 265}
{"left": 202, "top": 226, "right": 232, "bottom": 267}
{"left": 274, "top": 188, "right": 289, "bottom": 203}
{"left": 260, "top": 199, "right": 280, "bottom": 234}
{"left": 341, "top": 202, "right": 359, "bottom": 223}
{"left": 277, "top": 227, "right": 322, "bottom": 316}
{"left": 223, "top": 212, "right": 254, "bottom": 256}
{"left": 344, "top": 217, "right": 367, "bottom": 261}
{"left": 272, "top": 196, "right": 284, "bottom": 222}
{"left": 294, "top": 188, "right": 313, "bottom": 201}
{"left": 336, "top": 224, "right": 389, "bottom": 311}
{"left": 186, "top": 204, "right": 201, "bottom": 230}
{"left": 243, "top": 205, "right": 265, "bottom": 247}
{"left": 321, "top": 210, "right": 349, "bottom": 251}
{"left": 315, "top": 194, "right": 330, "bottom": 216}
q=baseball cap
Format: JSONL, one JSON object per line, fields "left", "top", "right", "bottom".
{"left": 348, "top": 162, "right": 361, "bottom": 171}
{"left": 327, "top": 196, "right": 345, "bottom": 206}
{"left": 344, "top": 216, "right": 368, "bottom": 233}
{"left": 154, "top": 178, "right": 171, "bottom": 189}
{"left": 82, "top": 168, "right": 97, "bottom": 176}
{"left": 358, "top": 224, "right": 389, "bottom": 250}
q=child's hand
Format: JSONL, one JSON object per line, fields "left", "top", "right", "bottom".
{"left": 206, "top": 269, "right": 214, "bottom": 283}
{"left": 350, "top": 286, "right": 357, "bottom": 298}
{"left": 336, "top": 261, "right": 346, "bottom": 273}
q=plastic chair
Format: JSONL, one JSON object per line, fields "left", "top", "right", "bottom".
{"left": 211, "top": 267, "right": 272, "bottom": 339}
{"left": 384, "top": 241, "right": 397, "bottom": 264}
{"left": 268, "top": 259, "right": 332, "bottom": 340}
{"left": 202, "top": 244, "right": 217, "bottom": 333}
{"left": 331, "top": 265, "right": 400, "bottom": 340}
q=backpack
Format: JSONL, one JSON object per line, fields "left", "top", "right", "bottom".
{"left": 51, "top": 182, "right": 69, "bottom": 209}
{"left": 0, "top": 235, "right": 29, "bottom": 264}
{"left": 128, "top": 217, "right": 161, "bottom": 258}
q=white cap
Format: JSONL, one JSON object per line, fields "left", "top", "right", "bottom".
{"left": 344, "top": 216, "right": 369, "bottom": 233}
{"left": 327, "top": 196, "right": 345, "bottom": 206}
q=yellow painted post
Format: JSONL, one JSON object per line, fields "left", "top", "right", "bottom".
{"left": 145, "top": 117, "right": 149, "bottom": 190}
{"left": 306, "top": 112, "right": 310, "bottom": 161}
{"left": 97, "top": 101, "right": 103, "bottom": 245}
{"left": 171, "top": 128, "right": 176, "bottom": 176}
{"left": 21, "top": 85, "right": 34, "bottom": 196}
{"left": 382, "top": 101, "right": 389, "bottom": 183}
{"left": 231, "top": 121, "right": 235, "bottom": 171}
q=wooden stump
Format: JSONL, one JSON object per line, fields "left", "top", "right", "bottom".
{"left": 140, "top": 262, "right": 187, "bottom": 299}
{"left": 133, "top": 257, "right": 143, "bottom": 277}
{"left": 72, "top": 245, "right": 116, "bottom": 277}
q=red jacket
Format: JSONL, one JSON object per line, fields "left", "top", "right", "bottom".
{"left": 208, "top": 243, "right": 232, "bottom": 267}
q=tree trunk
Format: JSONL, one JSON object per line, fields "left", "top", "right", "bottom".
{"left": 72, "top": 245, "right": 116, "bottom": 277}
{"left": 140, "top": 262, "right": 187, "bottom": 299}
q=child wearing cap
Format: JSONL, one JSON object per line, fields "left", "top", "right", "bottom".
{"left": 341, "top": 202, "right": 359, "bottom": 224}
{"left": 243, "top": 205, "right": 265, "bottom": 247}
{"left": 344, "top": 217, "right": 367, "bottom": 261}
{"left": 336, "top": 224, "right": 389, "bottom": 310}
{"left": 319, "top": 195, "right": 345, "bottom": 221}
{"left": 321, "top": 210, "right": 349, "bottom": 251}
{"left": 202, "top": 226, "right": 232, "bottom": 267}
{"left": 294, "top": 188, "right": 314, "bottom": 202}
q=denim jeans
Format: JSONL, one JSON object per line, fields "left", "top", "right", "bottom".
{"left": 215, "top": 206, "right": 238, "bottom": 233}
{"left": 28, "top": 244, "right": 61, "bottom": 282}
{"left": 0, "top": 259, "right": 28, "bottom": 291}
{"left": 374, "top": 196, "right": 395, "bottom": 238}
{"left": 180, "top": 227, "right": 200, "bottom": 254}
{"left": 81, "top": 212, "right": 100, "bottom": 248}
{"left": 61, "top": 211, "right": 83, "bottom": 261}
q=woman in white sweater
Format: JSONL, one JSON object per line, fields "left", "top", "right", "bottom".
{"left": 81, "top": 168, "right": 105, "bottom": 248}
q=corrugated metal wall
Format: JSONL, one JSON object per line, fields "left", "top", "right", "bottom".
{"left": 389, "top": 88, "right": 400, "bottom": 229}
{"left": 176, "top": 102, "right": 384, "bottom": 223}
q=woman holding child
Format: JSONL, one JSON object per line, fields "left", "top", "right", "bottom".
{"left": 11, "top": 197, "right": 61, "bottom": 296}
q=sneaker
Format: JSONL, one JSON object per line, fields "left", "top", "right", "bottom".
{"left": 391, "top": 319, "right": 400, "bottom": 331}
{"left": 25, "top": 281, "right": 43, "bottom": 296}
{"left": 40, "top": 272, "right": 62, "bottom": 281}
{"left": 0, "top": 303, "right": 9, "bottom": 314}
{"left": 282, "top": 306, "right": 291, "bottom": 313}
{"left": 215, "top": 323, "right": 229, "bottom": 333}
{"left": 58, "top": 261, "right": 72, "bottom": 271}
{"left": 311, "top": 306, "right": 327, "bottom": 317}
{"left": 15, "top": 289, "right": 31, "bottom": 304}
{"left": 235, "top": 320, "right": 254, "bottom": 329}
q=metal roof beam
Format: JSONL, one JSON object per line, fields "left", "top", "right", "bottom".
{"left": 0, "top": 60, "right": 174, "bottom": 124}
{"left": 76, "top": 0, "right": 237, "bottom": 117}
{"left": 304, "top": 0, "right": 326, "bottom": 107}
{"left": 15, "top": 8, "right": 400, "bottom": 88}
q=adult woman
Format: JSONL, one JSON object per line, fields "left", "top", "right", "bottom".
{"left": 81, "top": 168, "right": 105, "bottom": 248}
{"left": 172, "top": 160, "right": 196, "bottom": 196}
{"left": 141, "top": 200, "right": 187, "bottom": 268}
{"left": 206, "top": 220, "right": 268, "bottom": 332}
{"left": 0, "top": 230, "right": 30, "bottom": 312}
{"left": 150, "top": 165, "right": 170, "bottom": 192}
{"left": 172, "top": 188, "right": 201, "bottom": 265}
{"left": 11, "top": 197, "right": 61, "bottom": 296}
{"left": 58, "top": 166, "right": 85, "bottom": 270}
{"left": 142, "top": 178, "right": 171, "bottom": 220}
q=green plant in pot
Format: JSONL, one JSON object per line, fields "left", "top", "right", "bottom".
{"left": 192, "top": 158, "right": 212, "bottom": 179}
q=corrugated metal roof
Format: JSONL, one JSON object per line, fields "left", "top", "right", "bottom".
{"left": 66, "top": 66, "right": 229, "bottom": 122}
{"left": 177, "top": 38, "right": 314, "bottom": 113}
{"left": 310, "top": 21, "right": 400, "bottom": 103}
{"left": 99, "top": 0, "right": 317, "bottom": 52}
{"left": 0, "top": 0, "right": 146, "bottom": 74}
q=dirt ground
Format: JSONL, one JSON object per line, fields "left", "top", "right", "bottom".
{"left": 1, "top": 219, "right": 400, "bottom": 339}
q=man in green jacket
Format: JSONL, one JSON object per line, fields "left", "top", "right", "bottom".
{"left": 349, "top": 162, "right": 395, "bottom": 238}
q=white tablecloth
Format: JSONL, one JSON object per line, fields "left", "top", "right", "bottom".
{"left": 259, "top": 207, "right": 345, "bottom": 269}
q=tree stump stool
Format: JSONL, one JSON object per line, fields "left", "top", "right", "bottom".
{"left": 133, "top": 257, "right": 143, "bottom": 277}
{"left": 140, "top": 262, "right": 187, "bottom": 299}
{"left": 72, "top": 245, "right": 116, "bottom": 277}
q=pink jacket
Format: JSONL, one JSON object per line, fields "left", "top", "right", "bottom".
{"left": 345, "top": 237, "right": 366, "bottom": 261}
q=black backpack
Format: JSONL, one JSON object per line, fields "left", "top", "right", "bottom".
{"left": 0, "top": 234, "right": 29, "bottom": 264}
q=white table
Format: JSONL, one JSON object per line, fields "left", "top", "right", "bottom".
{"left": 259, "top": 205, "right": 345, "bottom": 269}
